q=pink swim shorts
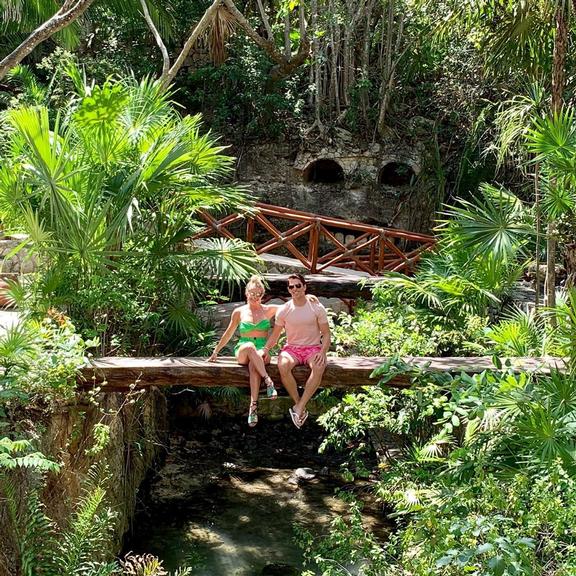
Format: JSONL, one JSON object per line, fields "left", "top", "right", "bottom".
{"left": 281, "top": 344, "right": 323, "bottom": 365}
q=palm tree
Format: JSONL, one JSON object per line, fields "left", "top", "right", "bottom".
{"left": 420, "top": 0, "right": 576, "bottom": 320}
{"left": 374, "top": 183, "right": 531, "bottom": 322}
{"left": 0, "top": 72, "right": 259, "bottom": 353}
{"left": 526, "top": 109, "right": 576, "bottom": 291}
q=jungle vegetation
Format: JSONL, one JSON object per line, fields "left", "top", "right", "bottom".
{"left": 3, "top": 0, "right": 576, "bottom": 575}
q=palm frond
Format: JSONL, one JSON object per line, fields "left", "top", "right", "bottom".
{"left": 0, "top": 322, "right": 39, "bottom": 369}
{"left": 490, "top": 82, "right": 546, "bottom": 168}
{"left": 5, "top": 64, "right": 48, "bottom": 104}
{"left": 526, "top": 109, "right": 576, "bottom": 173}
{"left": 438, "top": 183, "right": 531, "bottom": 262}
{"left": 207, "top": 5, "right": 237, "bottom": 65}
{"left": 189, "top": 237, "right": 261, "bottom": 282}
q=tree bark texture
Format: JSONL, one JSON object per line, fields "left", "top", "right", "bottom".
{"left": 565, "top": 243, "right": 576, "bottom": 288}
{"left": 161, "top": 0, "right": 223, "bottom": 87}
{"left": 377, "top": 0, "right": 404, "bottom": 136}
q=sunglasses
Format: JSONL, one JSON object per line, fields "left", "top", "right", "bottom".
{"left": 288, "top": 283, "right": 303, "bottom": 290}
{"left": 247, "top": 291, "right": 264, "bottom": 297}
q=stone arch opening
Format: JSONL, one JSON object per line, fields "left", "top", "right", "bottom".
{"left": 379, "top": 162, "right": 415, "bottom": 187}
{"left": 303, "top": 159, "right": 345, "bottom": 184}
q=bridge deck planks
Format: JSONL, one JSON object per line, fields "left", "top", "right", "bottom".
{"left": 79, "top": 356, "right": 566, "bottom": 392}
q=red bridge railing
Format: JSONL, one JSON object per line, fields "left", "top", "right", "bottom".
{"left": 193, "top": 202, "right": 435, "bottom": 276}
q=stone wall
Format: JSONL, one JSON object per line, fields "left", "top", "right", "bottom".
{"left": 0, "top": 235, "right": 35, "bottom": 275}
{"left": 234, "top": 127, "right": 439, "bottom": 234}
{"left": 0, "top": 390, "right": 168, "bottom": 574}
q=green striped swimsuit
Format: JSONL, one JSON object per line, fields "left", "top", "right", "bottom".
{"left": 234, "top": 317, "right": 271, "bottom": 355}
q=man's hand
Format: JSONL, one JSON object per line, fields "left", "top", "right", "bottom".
{"left": 208, "top": 351, "right": 218, "bottom": 362}
{"left": 310, "top": 351, "right": 327, "bottom": 367}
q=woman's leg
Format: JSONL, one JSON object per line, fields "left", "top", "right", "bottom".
{"left": 248, "top": 361, "right": 262, "bottom": 404}
{"left": 237, "top": 343, "right": 270, "bottom": 379}
{"left": 247, "top": 362, "right": 260, "bottom": 427}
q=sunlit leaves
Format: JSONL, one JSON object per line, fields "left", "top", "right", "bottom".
{"left": 190, "top": 237, "right": 260, "bottom": 282}
{"left": 0, "top": 75, "right": 258, "bottom": 353}
{"left": 0, "top": 323, "right": 39, "bottom": 369}
{"left": 439, "top": 183, "right": 532, "bottom": 262}
{"left": 0, "top": 437, "right": 60, "bottom": 472}
{"left": 526, "top": 109, "right": 576, "bottom": 167}
{"left": 525, "top": 109, "right": 576, "bottom": 221}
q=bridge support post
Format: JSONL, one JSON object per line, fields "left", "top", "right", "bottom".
{"left": 378, "top": 233, "right": 386, "bottom": 272}
{"left": 246, "top": 217, "right": 255, "bottom": 244}
{"left": 308, "top": 220, "right": 320, "bottom": 273}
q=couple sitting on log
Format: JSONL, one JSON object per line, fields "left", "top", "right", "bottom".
{"left": 208, "top": 274, "right": 331, "bottom": 428}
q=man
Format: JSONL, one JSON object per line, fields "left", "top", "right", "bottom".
{"left": 263, "top": 274, "right": 331, "bottom": 428}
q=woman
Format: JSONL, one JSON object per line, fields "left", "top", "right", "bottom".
{"left": 208, "top": 275, "right": 317, "bottom": 427}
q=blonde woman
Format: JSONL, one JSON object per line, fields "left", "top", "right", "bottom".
{"left": 208, "top": 276, "right": 318, "bottom": 427}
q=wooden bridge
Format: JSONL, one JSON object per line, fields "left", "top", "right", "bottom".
{"left": 193, "top": 202, "right": 435, "bottom": 275}
{"left": 77, "top": 208, "right": 559, "bottom": 394}
{"left": 79, "top": 356, "right": 565, "bottom": 392}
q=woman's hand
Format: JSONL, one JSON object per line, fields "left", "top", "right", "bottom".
{"left": 307, "top": 294, "right": 320, "bottom": 304}
{"left": 258, "top": 348, "right": 270, "bottom": 363}
{"left": 208, "top": 350, "right": 218, "bottom": 362}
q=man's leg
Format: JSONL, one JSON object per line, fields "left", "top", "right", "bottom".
{"left": 294, "top": 360, "right": 326, "bottom": 418}
{"left": 278, "top": 351, "right": 300, "bottom": 405}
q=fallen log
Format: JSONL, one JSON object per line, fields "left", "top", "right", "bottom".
{"left": 78, "top": 356, "right": 566, "bottom": 392}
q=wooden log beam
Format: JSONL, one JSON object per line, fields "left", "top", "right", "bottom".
{"left": 79, "top": 356, "right": 566, "bottom": 392}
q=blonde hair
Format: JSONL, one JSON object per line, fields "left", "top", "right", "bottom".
{"left": 245, "top": 275, "right": 265, "bottom": 295}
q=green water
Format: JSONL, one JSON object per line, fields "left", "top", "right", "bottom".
{"left": 125, "top": 417, "right": 386, "bottom": 575}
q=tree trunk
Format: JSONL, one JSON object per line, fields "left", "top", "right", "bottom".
{"left": 284, "top": 13, "right": 291, "bottom": 60}
{"left": 565, "top": 243, "right": 576, "bottom": 288}
{"left": 360, "top": 0, "right": 375, "bottom": 123}
{"left": 546, "top": 6, "right": 568, "bottom": 323}
{"left": 161, "top": 0, "right": 223, "bottom": 88}
{"left": 0, "top": 0, "right": 96, "bottom": 80}
{"left": 140, "top": 0, "right": 170, "bottom": 77}
{"left": 312, "top": 0, "right": 324, "bottom": 129}
{"left": 377, "top": 0, "right": 404, "bottom": 136}
{"left": 534, "top": 162, "right": 541, "bottom": 312}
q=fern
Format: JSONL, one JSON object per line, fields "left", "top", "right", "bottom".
{"left": 58, "top": 484, "right": 110, "bottom": 575}
{"left": 0, "top": 475, "right": 58, "bottom": 576}
{"left": 57, "top": 462, "right": 116, "bottom": 576}
{"left": 19, "top": 490, "right": 58, "bottom": 576}
{"left": 0, "top": 437, "right": 60, "bottom": 472}
{"left": 1, "top": 445, "right": 121, "bottom": 576}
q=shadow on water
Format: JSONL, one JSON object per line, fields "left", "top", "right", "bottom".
{"left": 124, "top": 413, "right": 389, "bottom": 575}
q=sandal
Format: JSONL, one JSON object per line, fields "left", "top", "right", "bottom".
{"left": 289, "top": 407, "right": 302, "bottom": 429}
{"left": 298, "top": 411, "right": 309, "bottom": 427}
{"left": 264, "top": 376, "right": 277, "bottom": 400}
{"left": 248, "top": 401, "right": 258, "bottom": 427}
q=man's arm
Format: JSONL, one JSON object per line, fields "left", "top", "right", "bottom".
{"left": 263, "top": 323, "right": 284, "bottom": 354}
{"left": 319, "top": 321, "right": 331, "bottom": 355}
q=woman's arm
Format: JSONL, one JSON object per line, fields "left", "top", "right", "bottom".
{"left": 208, "top": 308, "right": 241, "bottom": 361}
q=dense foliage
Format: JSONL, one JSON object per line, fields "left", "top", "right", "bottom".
{"left": 311, "top": 355, "right": 576, "bottom": 575}
{"left": 0, "top": 69, "right": 260, "bottom": 355}
{"left": 5, "top": 1, "right": 576, "bottom": 575}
